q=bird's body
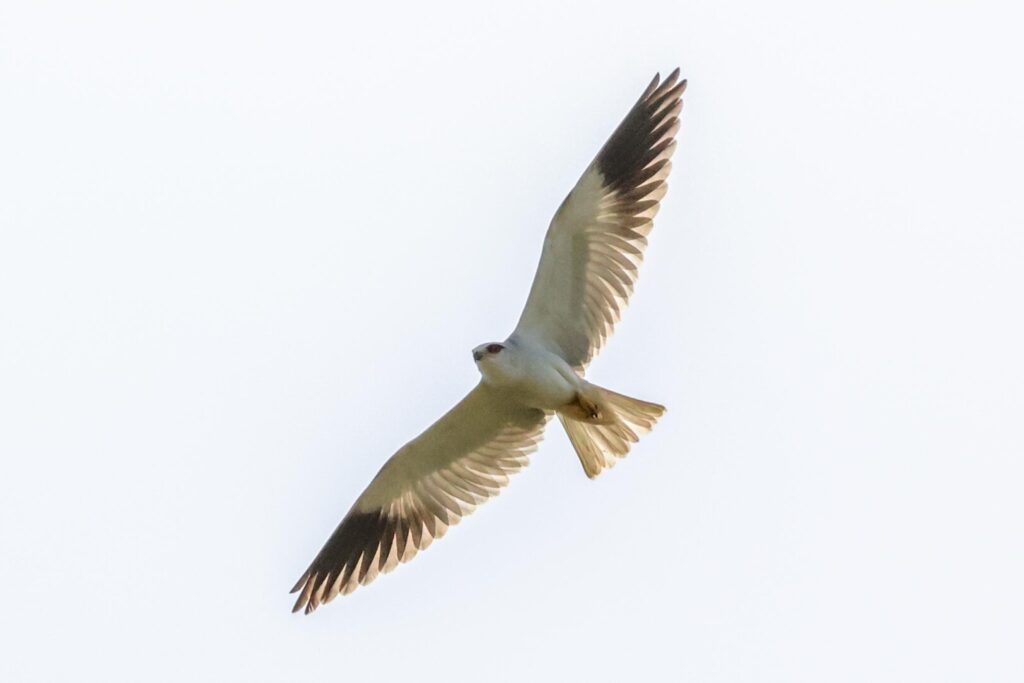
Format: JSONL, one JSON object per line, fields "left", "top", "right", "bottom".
{"left": 473, "top": 337, "right": 579, "bottom": 411}
{"left": 291, "top": 69, "right": 687, "bottom": 613}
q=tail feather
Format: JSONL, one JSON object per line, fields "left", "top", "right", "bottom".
{"left": 559, "top": 385, "right": 665, "bottom": 479}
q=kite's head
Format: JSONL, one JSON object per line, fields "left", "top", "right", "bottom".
{"left": 472, "top": 342, "right": 505, "bottom": 363}
{"left": 473, "top": 341, "right": 520, "bottom": 387}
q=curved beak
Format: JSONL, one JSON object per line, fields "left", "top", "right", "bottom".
{"left": 472, "top": 349, "right": 483, "bottom": 362}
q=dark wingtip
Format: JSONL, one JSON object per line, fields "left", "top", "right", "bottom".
{"left": 289, "top": 508, "right": 394, "bottom": 613}
{"left": 594, "top": 68, "right": 686, "bottom": 192}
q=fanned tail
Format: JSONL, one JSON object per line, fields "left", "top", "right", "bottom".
{"left": 558, "top": 384, "right": 665, "bottom": 478}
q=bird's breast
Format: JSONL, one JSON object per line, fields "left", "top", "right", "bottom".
{"left": 498, "top": 345, "right": 579, "bottom": 411}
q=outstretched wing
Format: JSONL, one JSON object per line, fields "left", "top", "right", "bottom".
{"left": 513, "top": 69, "right": 686, "bottom": 369}
{"left": 291, "top": 383, "right": 548, "bottom": 613}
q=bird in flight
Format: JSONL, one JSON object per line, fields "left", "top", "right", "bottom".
{"left": 291, "top": 69, "right": 686, "bottom": 613}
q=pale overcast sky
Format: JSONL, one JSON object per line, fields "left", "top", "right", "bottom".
{"left": 2, "top": 1, "right": 1022, "bottom": 681}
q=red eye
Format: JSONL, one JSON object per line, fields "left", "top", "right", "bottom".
{"left": 486, "top": 343, "right": 504, "bottom": 354}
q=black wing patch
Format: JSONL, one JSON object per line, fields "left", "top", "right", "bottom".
{"left": 596, "top": 68, "right": 686, "bottom": 193}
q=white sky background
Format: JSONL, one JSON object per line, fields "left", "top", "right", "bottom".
{"left": 1, "top": 1, "right": 1022, "bottom": 680}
